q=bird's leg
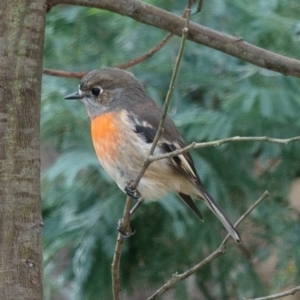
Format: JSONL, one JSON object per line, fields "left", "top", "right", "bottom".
{"left": 117, "top": 197, "right": 143, "bottom": 237}
{"left": 130, "top": 197, "right": 144, "bottom": 216}
{"left": 118, "top": 197, "right": 143, "bottom": 237}
{"left": 117, "top": 181, "right": 143, "bottom": 238}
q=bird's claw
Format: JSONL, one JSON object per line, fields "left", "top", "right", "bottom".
{"left": 117, "top": 219, "right": 135, "bottom": 238}
{"left": 124, "top": 181, "right": 141, "bottom": 200}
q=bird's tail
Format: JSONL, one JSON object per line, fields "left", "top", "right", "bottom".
{"left": 201, "top": 190, "right": 241, "bottom": 243}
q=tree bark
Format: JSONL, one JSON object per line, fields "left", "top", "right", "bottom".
{"left": 0, "top": 0, "right": 46, "bottom": 299}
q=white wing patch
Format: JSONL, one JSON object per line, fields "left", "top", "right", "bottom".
{"left": 169, "top": 142, "right": 197, "bottom": 180}
{"left": 178, "top": 154, "right": 197, "bottom": 178}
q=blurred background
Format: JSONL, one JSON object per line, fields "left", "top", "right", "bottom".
{"left": 42, "top": 0, "right": 300, "bottom": 299}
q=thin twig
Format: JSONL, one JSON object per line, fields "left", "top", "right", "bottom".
{"left": 146, "top": 191, "right": 270, "bottom": 300}
{"left": 111, "top": 234, "right": 123, "bottom": 300}
{"left": 243, "top": 285, "right": 300, "bottom": 300}
{"left": 111, "top": 9, "right": 191, "bottom": 300}
{"left": 43, "top": 33, "right": 173, "bottom": 78}
{"left": 111, "top": 196, "right": 133, "bottom": 300}
{"left": 117, "top": 0, "right": 192, "bottom": 71}
{"left": 148, "top": 136, "right": 300, "bottom": 163}
{"left": 44, "top": 2, "right": 193, "bottom": 79}
{"left": 43, "top": 68, "right": 86, "bottom": 78}
{"left": 117, "top": 33, "right": 173, "bottom": 69}
{"left": 131, "top": 8, "right": 191, "bottom": 189}
{"left": 220, "top": 191, "right": 269, "bottom": 248}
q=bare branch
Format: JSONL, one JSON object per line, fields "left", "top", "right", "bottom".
{"left": 111, "top": 11, "right": 191, "bottom": 299}
{"left": 117, "top": 33, "right": 173, "bottom": 69}
{"left": 148, "top": 136, "right": 300, "bottom": 163}
{"left": 130, "top": 9, "right": 191, "bottom": 189}
{"left": 116, "top": 4, "right": 192, "bottom": 70}
{"left": 43, "top": 2, "right": 193, "bottom": 79}
{"left": 111, "top": 234, "right": 123, "bottom": 300}
{"left": 146, "top": 191, "right": 270, "bottom": 300}
{"left": 43, "top": 33, "right": 174, "bottom": 78}
{"left": 220, "top": 191, "right": 269, "bottom": 248}
{"left": 48, "top": 0, "right": 300, "bottom": 77}
{"left": 111, "top": 196, "right": 133, "bottom": 300}
{"left": 243, "top": 285, "right": 300, "bottom": 300}
{"left": 116, "top": 3, "right": 195, "bottom": 70}
{"left": 43, "top": 68, "right": 86, "bottom": 78}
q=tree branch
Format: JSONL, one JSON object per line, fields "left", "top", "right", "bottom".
{"left": 243, "top": 285, "right": 300, "bottom": 300}
{"left": 117, "top": 3, "right": 192, "bottom": 70}
{"left": 43, "top": 68, "right": 86, "bottom": 78}
{"left": 43, "top": 2, "right": 194, "bottom": 78}
{"left": 48, "top": 0, "right": 300, "bottom": 77}
{"left": 117, "top": 33, "right": 173, "bottom": 69}
{"left": 146, "top": 191, "right": 270, "bottom": 300}
{"left": 148, "top": 136, "right": 300, "bottom": 163}
{"left": 130, "top": 9, "right": 191, "bottom": 189}
{"left": 111, "top": 196, "right": 133, "bottom": 300}
{"left": 111, "top": 10, "right": 191, "bottom": 300}
{"left": 43, "top": 33, "right": 174, "bottom": 78}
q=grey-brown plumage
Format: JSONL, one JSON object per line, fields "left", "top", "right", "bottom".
{"left": 64, "top": 68, "right": 241, "bottom": 243}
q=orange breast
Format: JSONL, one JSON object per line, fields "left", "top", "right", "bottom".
{"left": 91, "top": 112, "right": 122, "bottom": 164}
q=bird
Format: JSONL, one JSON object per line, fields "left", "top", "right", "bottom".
{"left": 64, "top": 68, "right": 241, "bottom": 243}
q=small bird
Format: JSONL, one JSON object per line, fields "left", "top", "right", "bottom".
{"left": 64, "top": 68, "right": 241, "bottom": 243}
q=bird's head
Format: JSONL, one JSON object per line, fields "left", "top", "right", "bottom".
{"left": 64, "top": 68, "right": 145, "bottom": 119}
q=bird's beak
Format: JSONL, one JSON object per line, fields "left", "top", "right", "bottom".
{"left": 64, "top": 92, "right": 83, "bottom": 100}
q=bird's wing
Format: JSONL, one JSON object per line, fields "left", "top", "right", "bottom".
{"left": 128, "top": 113, "right": 200, "bottom": 183}
{"left": 127, "top": 109, "right": 241, "bottom": 243}
{"left": 128, "top": 113, "right": 204, "bottom": 221}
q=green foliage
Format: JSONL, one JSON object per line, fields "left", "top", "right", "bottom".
{"left": 42, "top": 1, "right": 300, "bottom": 299}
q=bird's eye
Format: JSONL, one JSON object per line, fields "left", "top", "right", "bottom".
{"left": 91, "top": 87, "right": 103, "bottom": 96}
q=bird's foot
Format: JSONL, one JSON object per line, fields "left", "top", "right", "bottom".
{"left": 117, "top": 219, "right": 135, "bottom": 238}
{"left": 124, "top": 181, "right": 141, "bottom": 200}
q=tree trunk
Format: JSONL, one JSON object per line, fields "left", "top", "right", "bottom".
{"left": 0, "top": 0, "right": 46, "bottom": 299}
